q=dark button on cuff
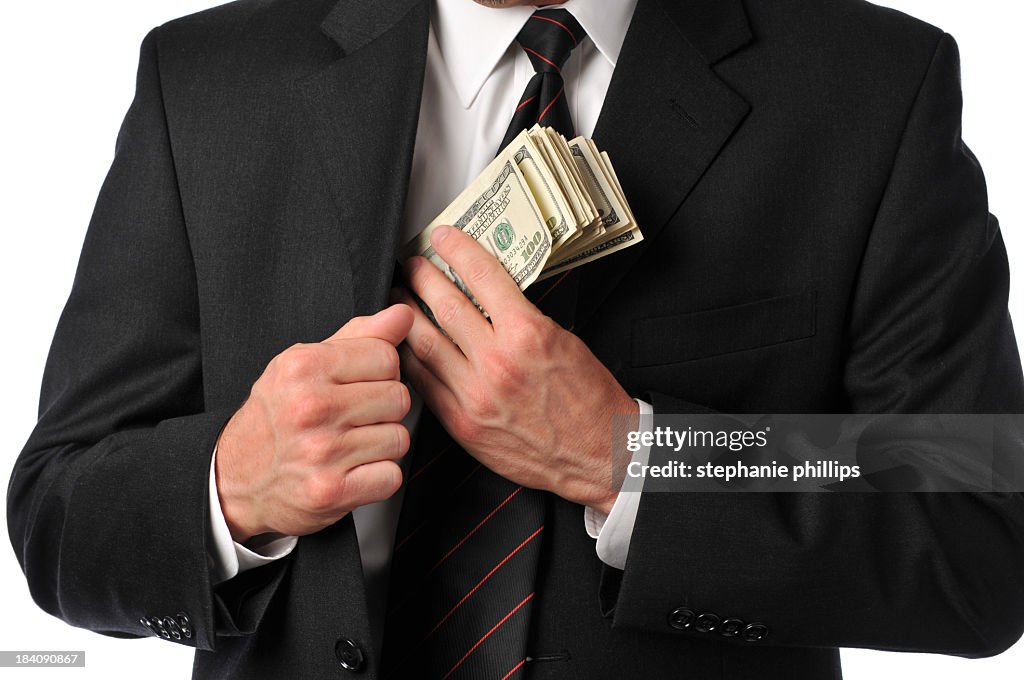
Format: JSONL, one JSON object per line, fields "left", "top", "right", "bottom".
{"left": 163, "top": 616, "right": 182, "bottom": 640}
{"left": 668, "top": 607, "right": 696, "bottom": 630}
{"left": 176, "top": 613, "right": 193, "bottom": 639}
{"left": 335, "top": 638, "right": 366, "bottom": 672}
{"left": 720, "top": 618, "right": 745, "bottom": 638}
{"left": 694, "top": 612, "right": 721, "bottom": 633}
{"left": 743, "top": 622, "right": 769, "bottom": 642}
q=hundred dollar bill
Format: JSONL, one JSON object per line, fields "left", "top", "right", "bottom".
{"left": 513, "top": 134, "right": 577, "bottom": 248}
{"left": 400, "top": 134, "right": 553, "bottom": 298}
{"left": 400, "top": 126, "right": 642, "bottom": 307}
{"left": 547, "top": 139, "right": 633, "bottom": 265}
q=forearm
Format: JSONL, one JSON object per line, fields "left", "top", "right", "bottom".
{"left": 9, "top": 410, "right": 234, "bottom": 650}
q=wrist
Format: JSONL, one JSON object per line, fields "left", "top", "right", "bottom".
{"left": 574, "top": 389, "right": 638, "bottom": 515}
{"left": 215, "top": 413, "right": 265, "bottom": 544}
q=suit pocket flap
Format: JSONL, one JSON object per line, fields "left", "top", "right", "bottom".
{"left": 631, "top": 291, "right": 817, "bottom": 366}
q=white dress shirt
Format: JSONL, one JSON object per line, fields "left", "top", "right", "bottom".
{"left": 207, "top": 0, "right": 649, "bottom": 643}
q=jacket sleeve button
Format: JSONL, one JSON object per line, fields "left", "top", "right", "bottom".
{"left": 743, "top": 622, "right": 769, "bottom": 642}
{"left": 668, "top": 607, "right": 696, "bottom": 630}
{"left": 719, "top": 618, "right": 745, "bottom": 638}
{"left": 694, "top": 612, "right": 722, "bottom": 633}
{"left": 335, "top": 637, "right": 366, "bottom": 672}
{"left": 176, "top": 613, "right": 193, "bottom": 639}
{"left": 163, "top": 616, "right": 182, "bottom": 640}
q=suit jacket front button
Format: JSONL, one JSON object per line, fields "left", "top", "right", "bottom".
{"left": 335, "top": 638, "right": 366, "bottom": 672}
{"left": 668, "top": 607, "right": 696, "bottom": 630}
{"left": 694, "top": 612, "right": 721, "bottom": 633}
{"left": 742, "top": 623, "right": 769, "bottom": 642}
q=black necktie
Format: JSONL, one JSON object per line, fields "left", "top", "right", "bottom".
{"left": 380, "top": 13, "right": 587, "bottom": 679}
{"left": 500, "top": 9, "right": 588, "bottom": 149}
{"left": 506, "top": 9, "right": 586, "bottom": 330}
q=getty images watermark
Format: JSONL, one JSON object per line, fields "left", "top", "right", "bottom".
{"left": 610, "top": 414, "right": 1024, "bottom": 493}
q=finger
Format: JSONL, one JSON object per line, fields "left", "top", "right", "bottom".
{"left": 429, "top": 224, "right": 528, "bottom": 323}
{"left": 334, "top": 380, "right": 411, "bottom": 427}
{"left": 394, "top": 287, "right": 470, "bottom": 383}
{"left": 403, "top": 255, "right": 492, "bottom": 354}
{"left": 329, "top": 304, "right": 414, "bottom": 345}
{"left": 333, "top": 422, "right": 411, "bottom": 469}
{"left": 339, "top": 460, "right": 404, "bottom": 510}
{"left": 398, "top": 343, "right": 460, "bottom": 421}
{"left": 318, "top": 337, "right": 402, "bottom": 383}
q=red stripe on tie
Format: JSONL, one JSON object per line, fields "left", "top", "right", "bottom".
{"left": 515, "top": 95, "right": 537, "bottom": 112}
{"left": 537, "top": 86, "right": 565, "bottom": 124}
{"left": 393, "top": 463, "right": 483, "bottom": 554}
{"left": 408, "top": 442, "right": 453, "bottom": 483}
{"left": 429, "top": 486, "right": 524, "bottom": 574}
{"left": 531, "top": 14, "right": 577, "bottom": 45}
{"left": 440, "top": 592, "right": 536, "bottom": 680}
{"left": 500, "top": 659, "right": 528, "bottom": 680}
{"left": 424, "top": 526, "right": 545, "bottom": 642}
{"left": 522, "top": 47, "right": 561, "bottom": 73}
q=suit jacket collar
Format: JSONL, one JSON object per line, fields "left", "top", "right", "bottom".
{"left": 320, "top": 0, "right": 427, "bottom": 55}
{"left": 664, "top": 0, "right": 754, "bottom": 65}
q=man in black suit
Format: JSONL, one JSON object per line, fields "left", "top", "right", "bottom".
{"left": 8, "top": 0, "right": 1024, "bottom": 678}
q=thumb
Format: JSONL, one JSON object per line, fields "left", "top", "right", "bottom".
{"left": 330, "top": 304, "right": 414, "bottom": 346}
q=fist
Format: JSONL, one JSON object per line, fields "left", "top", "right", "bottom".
{"left": 215, "top": 305, "right": 415, "bottom": 542}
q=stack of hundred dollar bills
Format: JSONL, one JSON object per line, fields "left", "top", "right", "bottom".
{"left": 400, "top": 125, "right": 642, "bottom": 296}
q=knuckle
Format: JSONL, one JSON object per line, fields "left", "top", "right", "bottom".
{"left": 384, "top": 463, "right": 404, "bottom": 494}
{"left": 303, "top": 475, "right": 339, "bottom": 513}
{"left": 485, "top": 350, "right": 523, "bottom": 385}
{"left": 434, "top": 295, "right": 463, "bottom": 328}
{"left": 511, "top": 314, "right": 554, "bottom": 349}
{"left": 286, "top": 391, "right": 330, "bottom": 429}
{"left": 277, "top": 344, "right": 320, "bottom": 381}
{"left": 412, "top": 331, "right": 437, "bottom": 362}
{"left": 377, "top": 341, "right": 401, "bottom": 377}
{"left": 465, "top": 258, "right": 493, "bottom": 286}
{"left": 390, "top": 382, "right": 411, "bottom": 415}
{"left": 393, "top": 424, "right": 411, "bottom": 456}
{"left": 450, "top": 410, "right": 479, "bottom": 442}
{"left": 366, "top": 463, "right": 403, "bottom": 501}
{"left": 296, "top": 431, "right": 334, "bottom": 464}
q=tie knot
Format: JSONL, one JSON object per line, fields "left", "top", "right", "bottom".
{"left": 516, "top": 9, "right": 586, "bottom": 74}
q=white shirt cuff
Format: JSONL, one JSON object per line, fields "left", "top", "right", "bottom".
{"left": 208, "top": 447, "right": 298, "bottom": 584}
{"left": 585, "top": 398, "right": 653, "bottom": 570}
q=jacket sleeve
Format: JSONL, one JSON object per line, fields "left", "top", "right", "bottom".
{"left": 604, "top": 33, "right": 1024, "bottom": 658}
{"left": 5, "top": 28, "right": 284, "bottom": 652}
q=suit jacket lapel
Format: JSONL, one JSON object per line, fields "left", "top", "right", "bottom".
{"left": 287, "top": 0, "right": 429, "bottom": 646}
{"left": 573, "top": 0, "right": 754, "bottom": 329}
{"left": 296, "top": 0, "right": 430, "bottom": 318}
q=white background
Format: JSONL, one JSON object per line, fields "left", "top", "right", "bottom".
{"left": 0, "top": 1, "right": 1021, "bottom": 678}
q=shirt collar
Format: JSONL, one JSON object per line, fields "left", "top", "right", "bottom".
{"left": 433, "top": 0, "right": 638, "bottom": 109}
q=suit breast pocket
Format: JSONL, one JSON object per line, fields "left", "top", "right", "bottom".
{"left": 630, "top": 291, "right": 817, "bottom": 367}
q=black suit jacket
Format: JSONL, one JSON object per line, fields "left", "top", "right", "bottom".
{"left": 9, "top": 0, "right": 1024, "bottom": 678}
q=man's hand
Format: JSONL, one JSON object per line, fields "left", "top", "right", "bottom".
{"left": 215, "top": 305, "right": 415, "bottom": 543}
{"left": 395, "top": 226, "right": 637, "bottom": 515}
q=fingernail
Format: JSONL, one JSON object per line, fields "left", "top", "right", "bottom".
{"left": 432, "top": 225, "right": 452, "bottom": 245}
{"left": 404, "top": 257, "right": 422, "bottom": 275}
